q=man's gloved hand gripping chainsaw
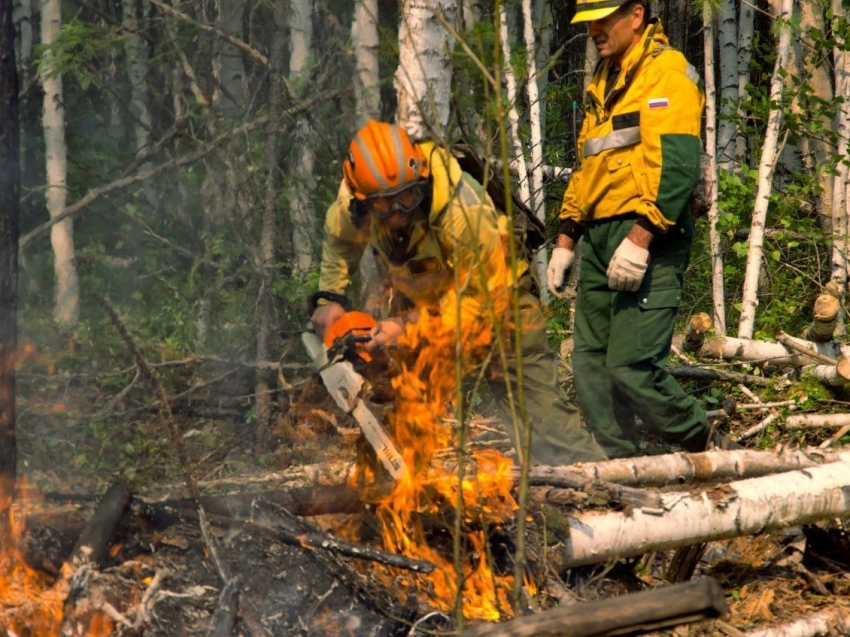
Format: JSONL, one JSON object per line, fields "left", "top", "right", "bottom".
{"left": 302, "top": 311, "right": 408, "bottom": 480}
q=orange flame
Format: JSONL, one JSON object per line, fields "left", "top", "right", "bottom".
{"left": 0, "top": 485, "right": 113, "bottom": 636}
{"left": 354, "top": 283, "right": 530, "bottom": 621}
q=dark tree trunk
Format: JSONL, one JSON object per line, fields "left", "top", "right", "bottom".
{"left": 0, "top": 0, "right": 20, "bottom": 558}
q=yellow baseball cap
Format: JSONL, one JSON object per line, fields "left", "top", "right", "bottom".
{"left": 571, "top": 0, "right": 650, "bottom": 24}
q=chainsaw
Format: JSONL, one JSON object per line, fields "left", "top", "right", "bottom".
{"left": 302, "top": 310, "right": 408, "bottom": 480}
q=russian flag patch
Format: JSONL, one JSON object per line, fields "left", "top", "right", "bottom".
{"left": 648, "top": 97, "right": 669, "bottom": 109}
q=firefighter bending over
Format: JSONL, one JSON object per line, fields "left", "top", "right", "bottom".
{"left": 310, "top": 120, "right": 606, "bottom": 466}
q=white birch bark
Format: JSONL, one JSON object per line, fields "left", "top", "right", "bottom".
{"left": 351, "top": 0, "right": 380, "bottom": 126}
{"left": 703, "top": 4, "right": 726, "bottom": 335}
{"left": 350, "top": 0, "right": 382, "bottom": 313}
{"left": 532, "top": 0, "right": 550, "bottom": 126}
{"left": 289, "top": 0, "right": 315, "bottom": 274}
{"left": 785, "top": 413, "right": 850, "bottom": 430}
{"left": 213, "top": 0, "right": 246, "bottom": 117}
{"left": 13, "top": 0, "right": 32, "bottom": 82}
{"left": 745, "top": 610, "right": 850, "bottom": 637}
{"left": 395, "top": 0, "right": 455, "bottom": 139}
{"left": 521, "top": 0, "right": 549, "bottom": 301}
{"left": 41, "top": 0, "right": 79, "bottom": 329}
{"left": 800, "top": 363, "right": 850, "bottom": 387}
{"left": 831, "top": 0, "right": 850, "bottom": 335}
{"left": 498, "top": 5, "right": 532, "bottom": 211}
{"left": 559, "top": 454, "right": 850, "bottom": 568}
{"left": 736, "top": 0, "right": 755, "bottom": 163}
{"left": 696, "top": 334, "right": 850, "bottom": 367}
{"left": 737, "top": 0, "right": 793, "bottom": 340}
{"left": 715, "top": 0, "right": 737, "bottom": 172}
{"left": 532, "top": 447, "right": 841, "bottom": 488}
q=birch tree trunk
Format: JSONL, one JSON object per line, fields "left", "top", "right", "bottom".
{"left": 289, "top": 0, "right": 316, "bottom": 274}
{"left": 736, "top": 0, "right": 756, "bottom": 164}
{"left": 41, "top": 0, "right": 80, "bottom": 330}
{"left": 350, "top": 0, "right": 384, "bottom": 317}
{"left": 498, "top": 6, "right": 532, "bottom": 211}
{"left": 522, "top": 0, "right": 548, "bottom": 302}
{"left": 715, "top": 0, "right": 738, "bottom": 172}
{"left": 737, "top": 0, "right": 793, "bottom": 340}
{"left": 795, "top": 2, "right": 833, "bottom": 233}
{"left": 122, "top": 0, "right": 156, "bottom": 206}
{"left": 352, "top": 0, "right": 380, "bottom": 127}
{"left": 213, "top": 0, "right": 247, "bottom": 117}
{"left": 254, "top": 0, "right": 287, "bottom": 443}
{"left": 559, "top": 454, "right": 850, "bottom": 568}
{"left": 395, "top": 0, "right": 455, "bottom": 138}
{"left": 831, "top": 0, "right": 850, "bottom": 336}
{"left": 703, "top": 4, "right": 726, "bottom": 335}
{"left": 0, "top": 0, "right": 20, "bottom": 558}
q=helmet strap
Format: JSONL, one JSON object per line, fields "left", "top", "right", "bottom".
{"left": 349, "top": 198, "right": 370, "bottom": 229}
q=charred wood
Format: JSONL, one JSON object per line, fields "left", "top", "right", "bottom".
{"left": 66, "top": 483, "right": 131, "bottom": 570}
{"left": 60, "top": 484, "right": 131, "bottom": 636}
{"left": 461, "top": 577, "right": 727, "bottom": 637}
{"left": 135, "top": 483, "right": 367, "bottom": 528}
{"left": 665, "top": 365, "right": 774, "bottom": 386}
{"left": 206, "top": 577, "right": 240, "bottom": 637}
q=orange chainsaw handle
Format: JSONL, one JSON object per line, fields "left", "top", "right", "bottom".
{"left": 323, "top": 311, "right": 377, "bottom": 362}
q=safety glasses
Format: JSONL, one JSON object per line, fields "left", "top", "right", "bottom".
{"left": 363, "top": 183, "right": 425, "bottom": 219}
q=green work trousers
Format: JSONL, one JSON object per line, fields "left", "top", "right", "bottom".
{"left": 572, "top": 215, "right": 708, "bottom": 458}
{"left": 488, "top": 285, "right": 607, "bottom": 466}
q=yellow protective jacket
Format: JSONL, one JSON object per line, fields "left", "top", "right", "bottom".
{"left": 559, "top": 20, "right": 705, "bottom": 233}
{"left": 318, "top": 142, "right": 527, "bottom": 326}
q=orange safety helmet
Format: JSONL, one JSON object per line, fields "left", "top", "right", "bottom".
{"left": 342, "top": 120, "right": 430, "bottom": 200}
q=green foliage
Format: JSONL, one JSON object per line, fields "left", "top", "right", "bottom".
{"left": 37, "top": 20, "right": 123, "bottom": 90}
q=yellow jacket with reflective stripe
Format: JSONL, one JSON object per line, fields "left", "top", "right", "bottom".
{"left": 318, "top": 141, "right": 527, "bottom": 325}
{"left": 559, "top": 20, "right": 705, "bottom": 232}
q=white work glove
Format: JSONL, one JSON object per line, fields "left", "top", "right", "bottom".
{"left": 547, "top": 247, "right": 576, "bottom": 298}
{"left": 606, "top": 238, "right": 649, "bottom": 292}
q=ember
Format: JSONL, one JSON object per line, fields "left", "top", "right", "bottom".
{"left": 0, "top": 496, "right": 112, "bottom": 636}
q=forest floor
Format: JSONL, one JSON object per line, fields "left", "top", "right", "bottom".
{"left": 8, "top": 331, "right": 850, "bottom": 636}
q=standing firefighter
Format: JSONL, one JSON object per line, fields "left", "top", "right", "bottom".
{"left": 311, "top": 120, "right": 606, "bottom": 466}
{"left": 547, "top": 0, "right": 734, "bottom": 457}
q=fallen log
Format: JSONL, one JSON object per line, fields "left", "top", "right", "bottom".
{"left": 665, "top": 365, "right": 774, "bottom": 386}
{"left": 557, "top": 453, "right": 850, "bottom": 568}
{"left": 800, "top": 360, "right": 850, "bottom": 386}
{"left": 60, "top": 483, "right": 131, "bottom": 635}
{"left": 461, "top": 577, "right": 727, "bottom": 637}
{"left": 695, "top": 335, "right": 848, "bottom": 368}
{"left": 66, "top": 483, "right": 131, "bottom": 570}
{"left": 745, "top": 608, "right": 850, "bottom": 637}
{"left": 785, "top": 413, "right": 850, "bottom": 430}
{"left": 136, "top": 482, "right": 367, "bottom": 527}
{"left": 530, "top": 447, "right": 841, "bottom": 489}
